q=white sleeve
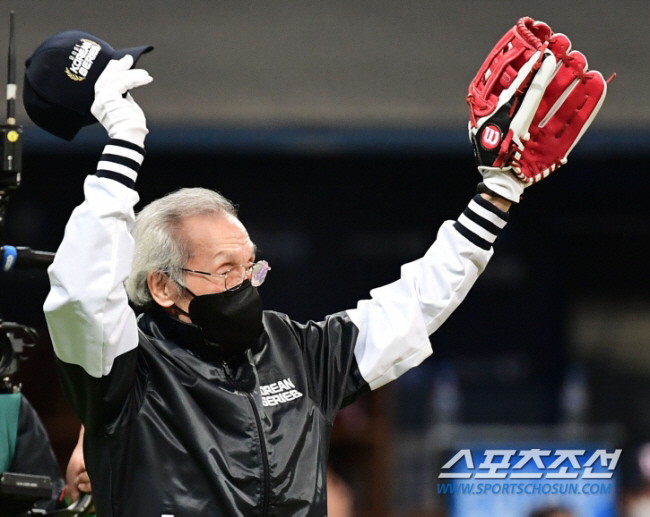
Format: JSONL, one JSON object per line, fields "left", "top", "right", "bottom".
{"left": 346, "top": 194, "right": 509, "bottom": 390}
{"left": 43, "top": 140, "right": 143, "bottom": 379}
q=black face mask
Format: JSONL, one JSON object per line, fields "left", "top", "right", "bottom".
{"left": 180, "top": 280, "right": 264, "bottom": 357}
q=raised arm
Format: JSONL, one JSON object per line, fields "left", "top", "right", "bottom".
{"left": 43, "top": 56, "right": 152, "bottom": 431}
{"left": 345, "top": 192, "right": 510, "bottom": 391}
{"left": 319, "top": 16, "right": 608, "bottom": 400}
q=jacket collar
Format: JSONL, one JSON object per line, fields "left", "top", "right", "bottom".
{"left": 139, "top": 305, "right": 225, "bottom": 363}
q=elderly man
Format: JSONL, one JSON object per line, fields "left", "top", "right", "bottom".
{"left": 45, "top": 54, "right": 554, "bottom": 517}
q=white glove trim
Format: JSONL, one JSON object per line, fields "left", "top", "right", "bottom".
{"left": 479, "top": 165, "right": 525, "bottom": 203}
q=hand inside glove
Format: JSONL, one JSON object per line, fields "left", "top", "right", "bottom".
{"left": 467, "top": 17, "right": 609, "bottom": 202}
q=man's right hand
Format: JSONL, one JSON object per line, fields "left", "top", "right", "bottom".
{"left": 65, "top": 427, "right": 91, "bottom": 503}
{"left": 91, "top": 55, "right": 153, "bottom": 147}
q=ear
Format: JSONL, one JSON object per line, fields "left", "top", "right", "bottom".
{"left": 147, "top": 271, "right": 177, "bottom": 308}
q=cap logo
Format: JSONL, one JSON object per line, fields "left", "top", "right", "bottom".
{"left": 65, "top": 38, "right": 101, "bottom": 81}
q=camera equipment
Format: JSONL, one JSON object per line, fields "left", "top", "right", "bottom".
{"left": 0, "top": 13, "right": 92, "bottom": 517}
{"left": 1, "top": 9, "right": 54, "bottom": 268}
{"left": 0, "top": 473, "right": 95, "bottom": 517}
{"left": 0, "top": 11, "right": 54, "bottom": 388}
{"left": 1, "top": 9, "right": 54, "bottom": 273}
{"left": 0, "top": 11, "right": 21, "bottom": 193}
{"left": 0, "top": 322, "right": 38, "bottom": 393}
{"left": 0, "top": 473, "right": 52, "bottom": 516}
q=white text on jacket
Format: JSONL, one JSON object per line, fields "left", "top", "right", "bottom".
{"left": 260, "top": 378, "right": 303, "bottom": 407}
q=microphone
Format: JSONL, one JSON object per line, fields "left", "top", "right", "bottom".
{"left": 1, "top": 245, "right": 55, "bottom": 271}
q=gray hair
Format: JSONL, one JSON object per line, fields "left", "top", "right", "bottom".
{"left": 125, "top": 187, "right": 237, "bottom": 307}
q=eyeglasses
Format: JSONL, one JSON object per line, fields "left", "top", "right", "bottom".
{"left": 181, "top": 260, "right": 271, "bottom": 291}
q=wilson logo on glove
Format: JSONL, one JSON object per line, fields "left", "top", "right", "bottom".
{"left": 480, "top": 125, "right": 502, "bottom": 150}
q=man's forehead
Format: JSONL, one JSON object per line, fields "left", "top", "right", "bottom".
{"left": 181, "top": 211, "right": 244, "bottom": 232}
{"left": 181, "top": 212, "right": 254, "bottom": 252}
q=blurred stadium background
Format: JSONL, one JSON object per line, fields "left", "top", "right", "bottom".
{"left": 1, "top": 1, "right": 648, "bottom": 516}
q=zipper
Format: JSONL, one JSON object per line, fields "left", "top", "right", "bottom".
{"left": 222, "top": 360, "right": 271, "bottom": 517}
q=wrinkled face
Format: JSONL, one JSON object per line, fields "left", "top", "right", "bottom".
{"left": 149, "top": 212, "right": 255, "bottom": 322}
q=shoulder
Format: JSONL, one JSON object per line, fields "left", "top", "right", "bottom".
{"left": 261, "top": 310, "right": 357, "bottom": 345}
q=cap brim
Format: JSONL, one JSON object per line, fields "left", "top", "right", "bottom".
{"left": 112, "top": 44, "right": 154, "bottom": 66}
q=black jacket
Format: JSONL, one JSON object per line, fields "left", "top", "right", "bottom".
{"left": 57, "top": 307, "right": 367, "bottom": 517}
{"left": 45, "top": 139, "right": 507, "bottom": 516}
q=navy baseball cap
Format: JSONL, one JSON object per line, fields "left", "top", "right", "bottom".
{"left": 23, "top": 30, "right": 153, "bottom": 141}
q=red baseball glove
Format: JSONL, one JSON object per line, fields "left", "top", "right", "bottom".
{"left": 467, "top": 17, "right": 609, "bottom": 202}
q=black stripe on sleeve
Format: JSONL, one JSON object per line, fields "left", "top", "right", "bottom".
{"left": 472, "top": 193, "right": 510, "bottom": 223}
{"left": 453, "top": 221, "right": 491, "bottom": 250}
{"left": 95, "top": 171, "right": 136, "bottom": 189}
{"left": 108, "top": 138, "right": 146, "bottom": 157}
{"left": 462, "top": 206, "right": 502, "bottom": 236}
{"left": 93, "top": 139, "right": 145, "bottom": 188}
{"left": 99, "top": 153, "right": 142, "bottom": 172}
